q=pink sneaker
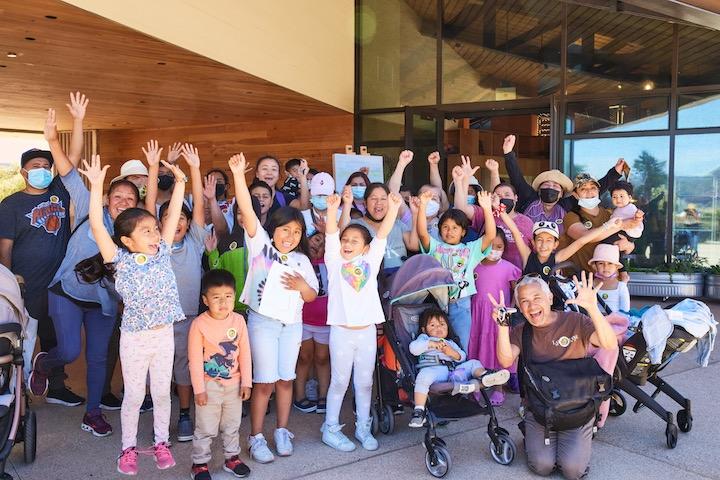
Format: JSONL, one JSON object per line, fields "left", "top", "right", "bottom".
{"left": 117, "top": 447, "right": 138, "bottom": 476}
{"left": 153, "top": 442, "right": 176, "bottom": 470}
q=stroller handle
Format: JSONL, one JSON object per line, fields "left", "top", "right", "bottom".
{"left": 552, "top": 261, "right": 581, "bottom": 282}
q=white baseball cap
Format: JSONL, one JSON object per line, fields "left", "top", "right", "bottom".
{"left": 310, "top": 172, "right": 335, "bottom": 196}
{"left": 532, "top": 221, "right": 560, "bottom": 239}
{"left": 111, "top": 160, "right": 149, "bottom": 184}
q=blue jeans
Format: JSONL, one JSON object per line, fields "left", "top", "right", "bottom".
{"left": 448, "top": 296, "right": 472, "bottom": 353}
{"left": 46, "top": 291, "right": 115, "bottom": 412}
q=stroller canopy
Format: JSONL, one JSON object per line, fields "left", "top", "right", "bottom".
{"left": 390, "top": 255, "right": 456, "bottom": 310}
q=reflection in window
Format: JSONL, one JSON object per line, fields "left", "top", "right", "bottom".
{"left": 360, "top": 113, "right": 405, "bottom": 143}
{"left": 564, "top": 136, "right": 669, "bottom": 267}
{"left": 673, "top": 134, "right": 720, "bottom": 265}
{"left": 678, "top": 93, "right": 720, "bottom": 129}
{"left": 565, "top": 97, "right": 668, "bottom": 134}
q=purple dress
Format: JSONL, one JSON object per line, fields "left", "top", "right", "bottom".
{"left": 468, "top": 259, "right": 521, "bottom": 372}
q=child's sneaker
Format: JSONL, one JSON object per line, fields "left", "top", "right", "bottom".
{"left": 224, "top": 455, "right": 251, "bottom": 478}
{"left": 274, "top": 427, "right": 294, "bottom": 456}
{"left": 292, "top": 398, "right": 317, "bottom": 413}
{"left": 354, "top": 418, "right": 378, "bottom": 451}
{"left": 191, "top": 463, "right": 212, "bottom": 480}
{"left": 46, "top": 386, "right": 85, "bottom": 407}
{"left": 451, "top": 379, "right": 481, "bottom": 396}
{"left": 320, "top": 422, "right": 355, "bottom": 452}
{"left": 153, "top": 441, "right": 175, "bottom": 470}
{"left": 139, "top": 394, "right": 153, "bottom": 413}
{"left": 316, "top": 398, "right": 327, "bottom": 414}
{"left": 481, "top": 369, "right": 510, "bottom": 388}
{"left": 177, "top": 413, "right": 193, "bottom": 442}
{"left": 100, "top": 392, "right": 122, "bottom": 410}
{"left": 81, "top": 410, "right": 113, "bottom": 437}
{"left": 117, "top": 447, "right": 138, "bottom": 476}
{"left": 408, "top": 408, "right": 427, "bottom": 428}
{"left": 248, "top": 433, "right": 275, "bottom": 463}
{"left": 28, "top": 352, "right": 48, "bottom": 396}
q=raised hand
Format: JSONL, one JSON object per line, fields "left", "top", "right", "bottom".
{"left": 167, "top": 142, "right": 182, "bottom": 164}
{"left": 477, "top": 190, "right": 492, "bottom": 210}
{"left": 460, "top": 155, "right": 479, "bottom": 178}
{"left": 487, "top": 290, "right": 514, "bottom": 327}
{"left": 204, "top": 229, "right": 218, "bottom": 253}
{"left": 341, "top": 185, "right": 353, "bottom": 205}
{"left": 142, "top": 140, "right": 163, "bottom": 167}
{"left": 78, "top": 154, "right": 109, "bottom": 186}
{"left": 614, "top": 158, "right": 627, "bottom": 175}
{"left": 398, "top": 150, "right": 414, "bottom": 166}
{"left": 419, "top": 190, "right": 434, "bottom": 206}
{"left": 451, "top": 165, "right": 465, "bottom": 184}
{"left": 297, "top": 159, "right": 309, "bottom": 180}
{"left": 160, "top": 160, "right": 186, "bottom": 182}
{"left": 503, "top": 135, "right": 516, "bottom": 154}
{"left": 388, "top": 192, "right": 402, "bottom": 212}
{"left": 409, "top": 196, "right": 420, "bottom": 215}
{"left": 427, "top": 151, "right": 441, "bottom": 165}
{"left": 202, "top": 174, "right": 217, "bottom": 201}
{"left": 485, "top": 158, "right": 499, "bottom": 172}
{"left": 228, "top": 153, "right": 247, "bottom": 176}
{"left": 565, "top": 271, "right": 601, "bottom": 311}
{"left": 326, "top": 193, "right": 341, "bottom": 211}
{"left": 43, "top": 108, "right": 58, "bottom": 142}
{"left": 180, "top": 143, "right": 200, "bottom": 168}
{"left": 359, "top": 166, "right": 370, "bottom": 175}
{"left": 65, "top": 91, "right": 89, "bottom": 120}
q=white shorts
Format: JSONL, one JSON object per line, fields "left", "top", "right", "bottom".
{"left": 302, "top": 324, "right": 330, "bottom": 345}
{"left": 247, "top": 310, "right": 302, "bottom": 383}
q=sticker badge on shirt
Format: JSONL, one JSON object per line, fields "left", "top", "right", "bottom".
{"left": 26, "top": 196, "right": 66, "bottom": 235}
{"left": 229, "top": 241, "right": 238, "bottom": 251}
{"left": 134, "top": 254, "right": 148, "bottom": 266}
{"left": 226, "top": 328, "right": 237, "bottom": 340}
{"left": 341, "top": 260, "right": 370, "bottom": 292}
{"left": 542, "top": 265, "right": 551, "bottom": 276}
{"left": 584, "top": 221, "right": 593, "bottom": 229}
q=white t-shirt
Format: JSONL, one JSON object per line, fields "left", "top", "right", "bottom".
{"left": 240, "top": 218, "right": 318, "bottom": 324}
{"left": 598, "top": 281, "right": 631, "bottom": 313}
{"left": 324, "top": 231, "right": 386, "bottom": 327}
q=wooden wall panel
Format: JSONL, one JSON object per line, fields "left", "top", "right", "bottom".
{"left": 97, "top": 115, "right": 354, "bottom": 191}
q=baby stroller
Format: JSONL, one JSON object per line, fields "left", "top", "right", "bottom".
{"left": 546, "top": 263, "right": 709, "bottom": 449}
{"left": 376, "top": 256, "right": 516, "bottom": 477}
{"left": 0, "top": 266, "right": 37, "bottom": 479}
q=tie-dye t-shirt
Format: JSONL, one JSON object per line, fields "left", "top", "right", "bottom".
{"left": 324, "top": 231, "right": 386, "bottom": 327}
{"left": 421, "top": 237, "right": 491, "bottom": 299}
{"left": 240, "top": 218, "right": 318, "bottom": 324}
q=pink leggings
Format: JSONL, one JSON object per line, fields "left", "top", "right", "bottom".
{"left": 119, "top": 325, "right": 174, "bottom": 450}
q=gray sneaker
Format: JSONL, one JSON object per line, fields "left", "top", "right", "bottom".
{"left": 354, "top": 418, "right": 378, "bottom": 451}
{"left": 273, "top": 428, "right": 294, "bottom": 457}
{"left": 248, "top": 433, "right": 275, "bottom": 464}
{"left": 177, "top": 414, "right": 193, "bottom": 442}
{"left": 321, "top": 423, "right": 356, "bottom": 452}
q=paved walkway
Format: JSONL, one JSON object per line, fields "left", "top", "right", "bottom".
{"left": 9, "top": 299, "right": 720, "bottom": 480}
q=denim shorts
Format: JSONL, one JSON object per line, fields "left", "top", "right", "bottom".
{"left": 247, "top": 310, "right": 303, "bottom": 383}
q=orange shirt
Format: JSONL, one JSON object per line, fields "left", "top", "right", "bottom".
{"left": 188, "top": 311, "right": 252, "bottom": 393}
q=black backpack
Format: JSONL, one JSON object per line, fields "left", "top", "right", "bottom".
{"left": 521, "top": 324, "right": 612, "bottom": 444}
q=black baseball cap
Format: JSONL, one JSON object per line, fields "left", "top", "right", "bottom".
{"left": 20, "top": 149, "right": 54, "bottom": 168}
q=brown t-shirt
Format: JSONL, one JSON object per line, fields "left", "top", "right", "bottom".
{"left": 559, "top": 208, "right": 611, "bottom": 273}
{"left": 510, "top": 312, "right": 596, "bottom": 363}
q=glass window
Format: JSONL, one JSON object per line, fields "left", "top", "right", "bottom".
{"left": 359, "top": 113, "right": 405, "bottom": 143}
{"left": 565, "top": 97, "right": 669, "bottom": 134}
{"left": 566, "top": 6, "right": 672, "bottom": 94}
{"left": 673, "top": 134, "right": 720, "bottom": 265}
{"left": 359, "top": 0, "right": 437, "bottom": 109}
{"left": 563, "top": 136, "right": 669, "bottom": 267}
{"left": 677, "top": 93, "right": 720, "bottom": 129}
{"left": 441, "top": 0, "right": 562, "bottom": 103}
{"left": 678, "top": 25, "right": 720, "bottom": 87}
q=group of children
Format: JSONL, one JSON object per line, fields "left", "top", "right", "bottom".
{"left": 18, "top": 104, "right": 645, "bottom": 478}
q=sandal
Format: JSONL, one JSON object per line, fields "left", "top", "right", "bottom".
{"left": 292, "top": 398, "right": 317, "bottom": 413}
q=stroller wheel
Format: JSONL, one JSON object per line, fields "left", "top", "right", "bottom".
{"left": 609, "top": 390, "right": 626, "bottom": 417}
{"left": 425, "top": 445, "right": 451, "bottom": 478}
{"left": 677, "top": 409, "right": 693, "bottom": 433}
{"left": 370, "top": 405, "right": 380, "bottom": 436}
{"left": 666, "top": 423, "right": 678, "bottom": 449}
{"left": 23, "top": 410, "right": 36, "bottom": 464}
{"left": 379, "top": 404, "right": 395, "bottom": 435}
{"left": 489, "top": 433, "right": 516, "bottom": 465}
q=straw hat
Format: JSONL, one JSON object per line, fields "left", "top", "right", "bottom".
{"left": 531, "top": 170, "right": 573, "bottom": 193}
{"left": 588, "top": 244, "right": 623, "bottom": 267}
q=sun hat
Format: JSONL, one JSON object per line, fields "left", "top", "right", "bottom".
{"left": 588, "top": 244, "right": 623, "bottom": 267}
{"left": 573, "top": 172, "right": 601, "bottom": 191}
{"left": 532, "top": 221, "right": 560, "bottom": 239}
{"left": 111, "top": 160, "right": 149, "bottom": 184}
{"left": 531, "top": 170, "right": 573, "bottom": 193}
{"left": 310, "top": 172, "right": 335, "bottom": 196}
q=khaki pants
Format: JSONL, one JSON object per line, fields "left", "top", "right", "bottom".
{"left": 191, "top": 381, "right": 244, "bottom": 464}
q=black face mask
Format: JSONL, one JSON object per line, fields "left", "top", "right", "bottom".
{"left": 215, "top": 184, "right": 227, "bottom": 199}
{"left": 158, "top": 175, "right": 174, "bottom": 191}
{"left": 539, "top": 188, "right": 560, "bottom": 204}
{"left": 499, "top": 198, "right": 515, "bottom": 213}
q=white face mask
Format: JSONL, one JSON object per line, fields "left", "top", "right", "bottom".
{"left": 487, "top": 249, "right": 503, "bottom": 261}
{"left": 425, "top": 199, "right": 440, "bottom": 217}
{"left": 578, "top": 196, "right": 601, "bottom": 209}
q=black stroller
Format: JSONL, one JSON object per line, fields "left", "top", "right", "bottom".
{"left": 375, "top": 256, "right": 516, "bottom": 477}
{"left": 547, "top": 263, "right": 710, "bottom": 449}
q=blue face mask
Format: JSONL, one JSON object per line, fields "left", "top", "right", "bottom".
{"left": 25, "top": 167, "right": 53, "bottom": 189}
{"left": 351, "top": 186, "right": 366, "bottom": 199}
{"left": 310, "top": 195, "right": 327, "bottom": 210}
{"left": 467, "top": 195, "right": 476, "bottom": 205}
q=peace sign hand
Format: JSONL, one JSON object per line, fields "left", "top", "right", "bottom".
{"left": 487, "top": 291, "right": 516, "bottom": 327}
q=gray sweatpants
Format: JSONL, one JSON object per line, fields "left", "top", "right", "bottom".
{"left": 523, "top": 414, "right": 593, "bottom": 480}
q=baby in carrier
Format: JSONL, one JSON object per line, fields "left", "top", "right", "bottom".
{"left": 408, "top": 307, "right": 509, "bottom": 428}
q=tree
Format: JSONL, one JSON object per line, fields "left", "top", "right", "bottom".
{"left": 630, "top": 150, "right": 667, "bottom": 201}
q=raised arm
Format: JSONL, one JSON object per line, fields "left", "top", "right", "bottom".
{"left": 485, "top": 158, "right": 501, "bottom": 192}
{"left": 77, "top": 155, "right": 117, "bottom": 262}
{"left": 65, "top": 91, "right": 89, "bottom": 167}
{"left": 229, "top": 153, "right": 258, "bottom": 238}
{"left": 325, "top": 193, "right": 341, "bottom": 235}
{"left": 406, "top": 196, "right": 421, "bottom": 252}
{"left": 453, "top": 157, "right": 479, "bottom": 220}
{"left": 499, "top": 210, "right": 531, "bottom": 267}
{"left": 388, "top": 150, "right": 413, "bottom": 194}
{"left": 477, "top": 191, "right": 497, "bottom": 251}
{"left": 180, "top": 143, "right": 204, "bottom": 227}
{"left": 555, "top": 217, "right": 623, "bottom": 262}
{"left": 160, "top": 161, "right": 188, "bottom": 245}
{"left": 202, "top": 174, "right": 229, "bottom": 237}
{"left": 501, "top": 135, "right": 535, "bottom": 207}
{"left": 417, "top": 191, "right": 433, "bottom": 251}
{"left": 337, "top": 185, "right": 353, "bottom": 231}
{"left": 428, "top": 151, "right": 442, "bottom": 188}
{"left": 43, "top": 109, "right": 74, "bottom": 177}
{"left": 489, "top": 291, "right": 521, "bottom": 368}
{"left": 377, "top": 193, "right": 402, "bottom": 240}
{"left": 142, "top": 140, "right": 163, "bottom": 215}
{"left": 289, "top": 159, "right": 310, "bottom": 210}
{"left": 598, "top": 158, "right": 625, "bottom": 195}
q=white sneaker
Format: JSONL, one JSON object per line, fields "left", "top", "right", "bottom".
{"left": 481, "top": 369, "right": 510, "bottom": 388}
{"left": 274, "top": 427, "right": 294, "bottom": 456}
{"left": 248, "top": 433, "right": 275, "bottom": 464}
{"left": 321, "top": 422, "right": 356, "bottom": 452}
{"left": 354, "top": 418, "right": 378, "bottom": 451}
{"left": 451, "top": 379, "right": 480, "bottom": 396}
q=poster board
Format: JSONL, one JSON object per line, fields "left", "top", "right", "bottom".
{"left": 332, "top": 153, "right": 384, "bottom": 193}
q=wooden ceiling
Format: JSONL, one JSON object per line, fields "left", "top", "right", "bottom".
{"left": 0, "top": 0, "right": 346, "bottom": 131}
